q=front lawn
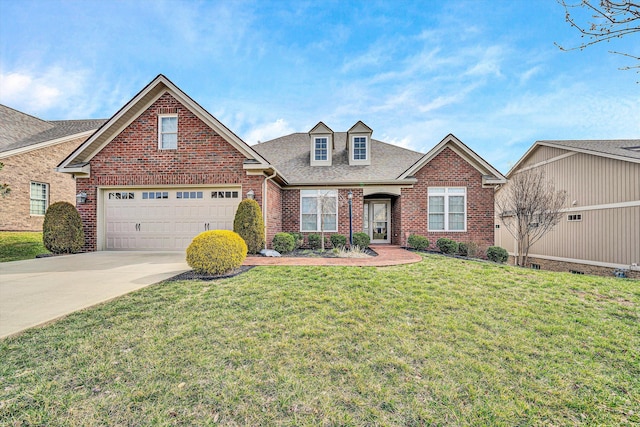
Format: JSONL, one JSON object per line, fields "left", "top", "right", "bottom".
{"left": 1, "top": 256, "right": 638, "bottom": 425}
{"left": 0, "top": 231, "right": 49, "bottom": 262}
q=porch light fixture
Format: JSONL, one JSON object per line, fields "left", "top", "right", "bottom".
{"left": 348, "top": 190, "right": 353, "bottom": 246}
{"left": 247, "top": 189, "right": 255, "bottom": 200}
{"left": 76, "top": 191, "right": 87, "bottom": 204}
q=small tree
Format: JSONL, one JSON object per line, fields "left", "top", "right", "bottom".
{"left": 316, "top": 189, "right": 338, "bottom": 251}
{"left": 233, "top": 199, "right": 265, "bottom": 254}
{"left": 496, "top": 169, "right": 567, "bottom": 267}
{"left": 0, "top": 162, "right": 10, "bottom": 198}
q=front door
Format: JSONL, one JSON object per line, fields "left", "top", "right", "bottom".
{"left": 363, "top": 200, "right": 391, "bottom": 244}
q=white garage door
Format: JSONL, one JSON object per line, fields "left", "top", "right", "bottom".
{"left": 104, "top": 187, "right": 242, "bottom": 250}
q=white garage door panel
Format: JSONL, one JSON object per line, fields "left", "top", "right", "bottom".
{"left": 104, "top": 188, "right": 241, "bottom": 251}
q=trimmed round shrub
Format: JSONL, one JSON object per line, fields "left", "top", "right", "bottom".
{"left": 487, "top": 246, "right": 509, "bottom": 263}
{"left": 186, "top": 230, "right": 247, "bottom": 275}
{"left": 330, "top": 234, "right": 347, "bottom": 249}
{"left": 233, "top": 199, "right": 265, "bottom": 254}
{"left": 307, "top": 233, "right": 321, "bottom": 250}
{"left": 436, "top": 238, "right": 459, "bottom": 255}
{"left": 272, "top": 232, "right": 295, "bottom": 254}
{"left": 352, "top": 232, "right": 370, "bottom": 249}
{"left": 43, "top": 201, "right": 84, "bottom": 254}
{"left": 407, "top": 234, "right": 429, "bottom": 251}
{"left": 289, "top": 232, "right": 304, "bottom": 250}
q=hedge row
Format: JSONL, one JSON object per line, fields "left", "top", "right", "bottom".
{"left": 406, "top": 234, "right": 508, "bottom": 264}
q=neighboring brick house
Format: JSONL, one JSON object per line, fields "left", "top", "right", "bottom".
{"left": 495, "top": 139, "right": 640, "bottom": 278}
{"left": 0, "top": 105, "right": 106, "bottom": 231}
{"left": 58, "top": 75, "right": 506, "bottom": 251}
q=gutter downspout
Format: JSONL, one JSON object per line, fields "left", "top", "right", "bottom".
{"left": 263, "top": 170, "right": 277, "bottom": 249}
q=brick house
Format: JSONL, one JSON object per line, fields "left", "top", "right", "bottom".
{"left": 57, "top": 75, "right": 506, "bottom": 251}
{"left": 0, "top": 105, "right": 106, "bottom": 231}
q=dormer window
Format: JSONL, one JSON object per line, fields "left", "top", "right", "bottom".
{"left": 347, "top": 121, "right": 372, "bottom": 166}
{"left": 314, "top": 137, "right": 328, "bottom": 161}
{"left": 309, "top": 122, "right": 334, "bottom": 166}
{"left": 353, "top": 136, "right": 367, "bottom": 160}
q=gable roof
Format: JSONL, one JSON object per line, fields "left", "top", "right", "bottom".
{"left": 57, "top": 74, "right": 271, "bottom": 173}
{"left": 507, "top": 139, "right": 640, "bottom": 176}
{"left": 0, "top": 104, "right": 106, "bottom": 157}
{"left": 399, "top": 134, "right": 506, "bottom": 184}
{"left": 253, "top": 132, "right": 424, "bottom": 185}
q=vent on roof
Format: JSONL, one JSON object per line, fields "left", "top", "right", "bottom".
{"left": 623, "top": 146, "right": 640, "bottom": 152}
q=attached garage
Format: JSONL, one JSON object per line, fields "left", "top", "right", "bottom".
{"left": 102, "top": 187, "right": 241, "bottom": 250}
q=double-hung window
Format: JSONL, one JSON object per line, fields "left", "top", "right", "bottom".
{"left": 30, "top": 182, "right": 48, "bottom": 215}
{"left": 300, "top": 189, "right": 337, "bottom": 232}
{"left": 314, "top": 137, "right": 328, "bottom": 161}
{"left": 428, "top": 187, "right": 466, "bottom": 231}
{"left": 353, "top": 136, "right": 367, "bottom": 160}
{"left": 158, "top": 114, "right": 178, "bottom": 149}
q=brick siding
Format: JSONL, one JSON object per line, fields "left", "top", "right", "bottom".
{"left": 77, "top": 93, "right": 265, "bottom": 251}
{"left": 0, "top": 137, "right": 86, "bottom": 231}
{"left": 399, "top": 147, "right": 495, "bottom": 250}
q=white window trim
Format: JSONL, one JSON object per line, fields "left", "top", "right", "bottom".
{"left": 428, "top": 187, "right": 467, "bottom": 232}
{"left": 30, "top": 181, "right": 49, "bottom": 216}
{"left": 352, "top": 135, "right": 368, "bottom": 161}
{"left": 300, "top": 189, "right": 338, "bottom": 232}
{"left": 314, "top": 137, "right": 328, "bottom": 161}
{"left": 158, "top": 114, "right": 178, "bottom": 150}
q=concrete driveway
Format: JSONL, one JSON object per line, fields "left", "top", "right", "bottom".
{"left": 0, "top": 251, "right": 189, "bottom": 338}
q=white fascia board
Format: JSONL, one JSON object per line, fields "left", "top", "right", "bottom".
{"left": 287, "top": 178, "right": 417, "bottom": 187}
{"left": 56, "top": 163, "right": 90, "bottom": 176}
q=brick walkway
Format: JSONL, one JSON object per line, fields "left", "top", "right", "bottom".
{"left": 243, "top": 245, "right": 422, "bottom": 267}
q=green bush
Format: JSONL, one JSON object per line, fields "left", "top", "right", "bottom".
{"left": 272, "top": 232, "right": 295, "bottom": 254}
{"left": 233, "top": 199, "right": 265, "bottom": 254}
{"left": 330, "top": 234, "right": 347, "bottom": 249}
{"left": 288, "top": 232, "right": 304, "bottom": 250}
{"left": 352, "top": 232, "right": 370, "bottom": 249}
{"left": 436, "top": 238, "right": 459, "bottom": 255}
{"left": 407, "top": 234, "right": 429, "bottom": 251}
{"left": 42, "top": 201, "right": 84, "bottom": 254}
{"left": 186, "top": 230, "right": 247, "bottom": 275}
{"left": 487, "top": 246, "right": 509, "bottom": 263}
{"left": 307, "top": 233, "right": 321, "bottom": 250}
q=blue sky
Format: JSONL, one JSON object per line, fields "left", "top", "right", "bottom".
{"left": 1, "top": 0, "right": 638, "bottom": 173}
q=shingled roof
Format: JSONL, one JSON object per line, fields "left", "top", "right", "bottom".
{"left": 253, "top": 132, "right": 424, "bottom": 185}
{"left": 0, "top": 104, "right": 106, "bottom": 155}
{"left": 537, "top": 139, "right": 640, "bottom": 162}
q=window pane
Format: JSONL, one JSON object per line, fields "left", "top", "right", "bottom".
{"left": 449, "top": 213, "right": 465, "bottom": 230}
{"left": 448, "top": 188, "right": 465, "bottom": 194}
{"left": 428, "top": 188, "right": 444, "bottom": 194}
{"left": 301, "top": 214, "right": 317, "bottom": 231}
{"left": 429, "top": 214, "right": 444, "bottom": 230}
{"left": 162, "top": 133, "right": 177, "bottom": 149}
{"left": 429, "top": 196, "right": 444, "bottom": 213}
{"left": 322, "top": 197, "right": 336, "bottom": 214}
{"left": 322, "top": 214, "right": 336, "bottom": 231}
{"left": 315, "top": 138, "right": 327, "bottom": 160}
{"left": 301, "top": 197, "right": 317, "bottom": 214}
{"left": 161, "top": 116, "right": 177, "bottom": 132}
{"left": 449, "top": 196, "right": 465, "bottom": 213}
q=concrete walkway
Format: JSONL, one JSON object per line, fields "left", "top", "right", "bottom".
{"left": 0, "top": 252, "right": 188, "bottom": 338}
{"left": 243, "top": 245, "right": 422, "bottom": 266}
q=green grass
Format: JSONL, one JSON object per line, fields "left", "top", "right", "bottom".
{"left": 0, "top": 231, "right": 49, "bottom": 262}
{"left": 1, "top": 255, "right": 638, "bottom": 425}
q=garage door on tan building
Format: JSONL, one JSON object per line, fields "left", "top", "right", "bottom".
{"left": 104, "top": 187, "right": 241, "bottom": 250}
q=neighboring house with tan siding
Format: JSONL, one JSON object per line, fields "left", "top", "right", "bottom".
{"left": 0, "top": 105, "right": 106, "bottom": 231}
{"left": 495, "top": 139, "right": 640, "bottom": 278}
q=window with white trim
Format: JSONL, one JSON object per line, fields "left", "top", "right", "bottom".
{"left": 300, "top": 189, "right": 337, "bottom": 232}
{"left": 30, "top": 182, "right": 49, "bottom": 215}
{"left": 314, "top": 137, "right": 328, "bottom": 161}
{"left": 353, "top": 136, "right": 367, "bottom": 160}
{"left": 158, "top": 114, "right": 178, "bottom": 149}
{"left": 428, "top": 187, "right": 466, "bottom": 231}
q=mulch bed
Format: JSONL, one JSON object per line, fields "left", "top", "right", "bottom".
{"left": 248, "top": 247, "right": 378, "bottom": 259}
{"left": 165, "top": 265, "right": 255, "bottom": 282}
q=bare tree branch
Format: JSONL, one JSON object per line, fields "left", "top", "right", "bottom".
{"left": 556, "top": 0, "right": 640, "bottom": 72}
{"left": 496, "top": 169, "right": 567, "bottom": 267}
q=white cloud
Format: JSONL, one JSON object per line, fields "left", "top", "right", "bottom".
{"left": 245, "top": 119, "right": 295, "bottom": 144}
{"left": 0, "top": 70, "right": 64, "bottom": 112}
